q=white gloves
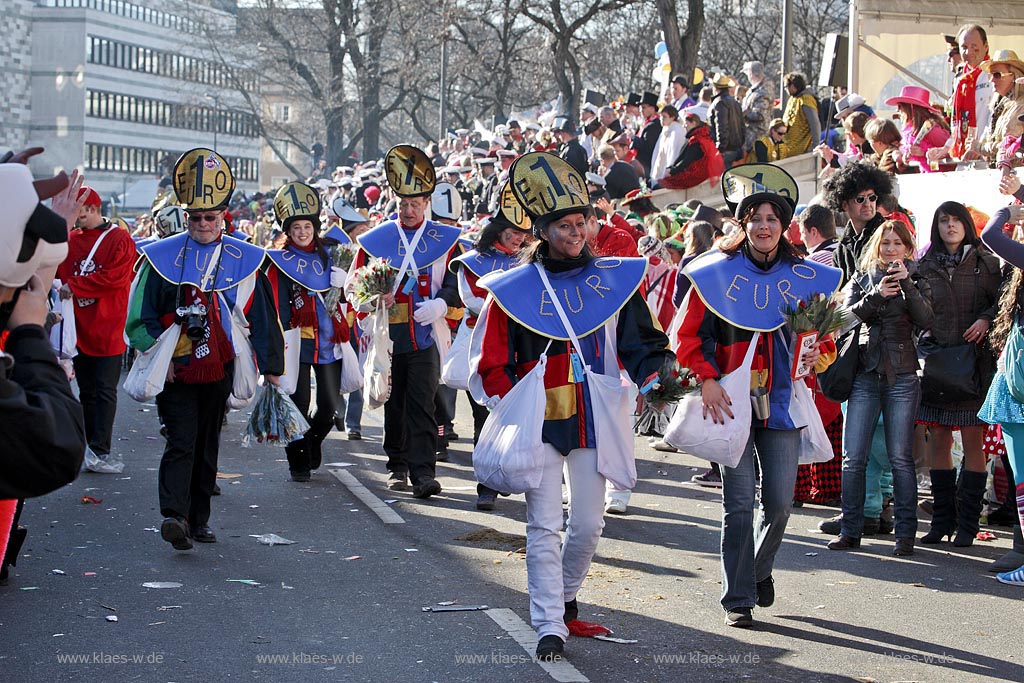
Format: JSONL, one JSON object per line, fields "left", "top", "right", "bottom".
{"left": 330, "top": 266, "right": 346, "bottom": 288}
{"left": 413, "top": 297, "right": 448, "bottom": 324}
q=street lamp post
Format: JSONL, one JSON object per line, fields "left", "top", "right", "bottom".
{"left": 439, "top": 26, "right": 449, "bottom": 143}
{"left": 205, "top": 92, "right": 220, "bottom": 150}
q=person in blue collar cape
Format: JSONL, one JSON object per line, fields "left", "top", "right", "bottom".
{"left": 125, "top": 148, "right": 285, "bottom": 552}
{"left": 343, "top": 144, "right": 464, "bottom": 500}
{"left": 673, "top": 162, "right": 841, "bottom": 629}
{"left": 469, "top": 152, "right": 676, "bottom": 661}
{"left": 321, "top": 196, "right": 368, "bottom": 443}
{"left": 450, "top": 181, "right": 533, "bottom": 511}
{"left": 263, "top": 181, "right": 351, "bottom": 482}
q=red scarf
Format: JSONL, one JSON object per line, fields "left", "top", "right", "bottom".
{"left": 174, "top": 287, "right": 235, "bottom": 384}
{"left": 952, "top": 58, "right": 988, "bottom": 157}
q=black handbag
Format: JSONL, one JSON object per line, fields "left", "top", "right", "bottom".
{"left": 919, "top": 341, "right": 982, "bottom": 403}
{"left": 818, "top": 325, "right": 860, "bottom": 403}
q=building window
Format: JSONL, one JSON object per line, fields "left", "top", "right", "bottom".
{"left": 274, "top": 104, "right": 291, "bottom": 123}
{"left": 84, "top": 35, "right": 253, "bottom": 89}
{"left": 84, "top": 142, "right": 259, "bottom": 181}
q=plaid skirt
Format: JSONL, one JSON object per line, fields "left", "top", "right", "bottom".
{"left": 794, "top": 411, "right": 843, "bottom": 504}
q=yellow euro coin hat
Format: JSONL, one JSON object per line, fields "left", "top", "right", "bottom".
{"left": 273, "top": 181, "right": 322, "bottom": 231}
{"left": 173, "top": 148, "right": 235, "bottom": 211}
{"left": 384, "top": 145, "right": 435, "bottom": 198}
{"left": 111, "top": 217, "right": 131, "bottom": 232}
{"left": 496, "top": 181, "right": 531, "bottom": 232}
{"left": 508, "top": 151, "right": 590, "bottom": 233}
{"left": 721, "top": 162, "right": 798, "bottom": 226}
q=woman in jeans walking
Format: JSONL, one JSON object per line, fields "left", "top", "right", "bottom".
{"left": 676, "top": 164, "right": 840, "bottom": 627}
{"left": 828, "top": 220, "right": 932, "bottom": 556}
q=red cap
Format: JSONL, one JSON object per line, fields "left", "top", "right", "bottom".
{"left": 364, "top": 185, "right": 381, "bottom": 205}
{"left": 77, "top": 186, "right": 102, "bottom": 207}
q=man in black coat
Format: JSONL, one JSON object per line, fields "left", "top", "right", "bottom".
{"left": 598, "top": 144, "right": 641, "bottom": 200}
{"left": 552, "top": 117, "right": 589, "bottom": 176}
{"left": 630, "top": 91, "right": 662, "bottom": 180}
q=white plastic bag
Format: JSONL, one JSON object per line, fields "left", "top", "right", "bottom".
{"left": 221, "top": 293, "right": 258, "bottom": 408}
{"left": 472, "top": 355, "right": 548, "bottom": 494}
{"left": 589, "top": 322, "right": 637, "bottom": 490}
{"left": 49, "top": 283, "right": 77, "bottom": 359}
{"left": 278, "top": 327, "right": 302, "bottom": 396}
{"left": 123, "top": 323, "right": 181, "bottom": 402}
{"left": 663, "top": 332, "right": 759, "bottom": 468}
{"left": 84, "top": 446, "right": 125, "bottom": 474}
{"left": 790, "top": 379, "right": 834, "bottom": 464}
{"left": 441, "top": 319, "right": 473, "bottom": 390}
{"left": 362, "top": 303, "right": 393, "bottom": 410}
{"left": 337, "top": 338, "right": 364, "bottom": 395}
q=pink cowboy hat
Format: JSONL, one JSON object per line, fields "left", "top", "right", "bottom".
{"left": 885, "top": 85, "right": 938, "bottom": 112}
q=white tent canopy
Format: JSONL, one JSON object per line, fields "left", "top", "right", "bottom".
{"left": 850, "top": 1, "right": 1024, "bottom": 112}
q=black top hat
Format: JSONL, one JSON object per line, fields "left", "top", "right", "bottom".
{"left": 671, "top": 74, "right": 689, "bottom": 88}
{"left": 582, "top": 88, "right": 606, "bottom": 107}
{"left": 626, "top": 92, "right": 642, "bottom": 107}
{"left": 641, "top": 92, "right": 659, "bottom": 108}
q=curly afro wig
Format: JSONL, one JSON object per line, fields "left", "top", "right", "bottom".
{"left": 822, "top": 160, "right": 893, "bottom": 212}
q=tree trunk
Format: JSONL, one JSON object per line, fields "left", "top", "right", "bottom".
{"left": 552, "top": 38, "right": 576, "bottom": 120}
{"left": 359, "top": 19, "right": 387, "bottom": 161}
{"left": 656, "top": 0, "right": 704, "bottom": 84}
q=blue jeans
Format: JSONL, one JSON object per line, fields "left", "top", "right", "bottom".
{"left": 841, "top": 372, "right": 919, "bottom": 539}
{"left": 839, "top": 405, "right": 894, "bottom": 518}
{"left": 720, "top": 428, "right": 801, "bottom": 611}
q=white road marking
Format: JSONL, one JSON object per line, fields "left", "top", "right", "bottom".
{"left": 485, "top": 608, "right": 589, "bottom": 683}
{"left": 328, "top": 469, "right": 405, "bottom": 524}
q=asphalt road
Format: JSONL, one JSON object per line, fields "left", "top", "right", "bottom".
{"left": 1, "top": 382, "right": 1022, "bottom": 683}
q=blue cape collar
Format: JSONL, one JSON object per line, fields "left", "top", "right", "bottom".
{"left": 451, "top": 248, "right": 519, "bottom": 278}
{"left": 142, "top": 233, "right": 266, "bottom": 290}
{"left": 357, "top": 220, "right": 461, "bottom": 271}
{"left": 266, "top": 246, "right": 330, "bottom": 292}
{"left": 683, "top": 250, "right": 841, "bottom": 332}
{"left": 480, "top": 257, "right": 647, "bottom": 340}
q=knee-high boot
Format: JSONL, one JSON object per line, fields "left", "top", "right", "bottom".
{"left": 921, "top": 469, "right": 957, "bottom": 544}
{"left": 953, "top": 470, "right": 988, "bottom": 547}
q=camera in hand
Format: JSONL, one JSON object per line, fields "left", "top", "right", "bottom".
{"left": 175, "top": 304, "right": 207, "bottom": 341}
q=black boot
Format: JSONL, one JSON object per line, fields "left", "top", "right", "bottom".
{"left": 921, "top": 469, "right": 957, "bottom": 544}
{"left": 285, "top": 438, "right": 311, "bottom": 481}
{"left": 990, "top": 523, "right": 1024, "bottom": 572}
{"left": 953, "top": 470, "right": 988, "bottom": 547}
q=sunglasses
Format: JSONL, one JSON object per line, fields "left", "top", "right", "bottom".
{"left": 990, "top": 71, "right": 1015, "bottom": 80}
{"left": 188, "top": 213, "right": 221, "bottom": 223}
{"left": 853, "top": 194, "right": 878, "bottom": 204}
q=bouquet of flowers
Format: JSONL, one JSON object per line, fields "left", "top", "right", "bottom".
{"left": 640, "top": 357, "right": 701, "bottom": 405}
{"left": 242, "top": 383, "right": 310, "bottom": 447}
{"left": 781, "top": 292, "right": 853, "bottom": 337}
{"left": 324, "top": 243, "right": 359, "bottom": 311}
{"left": 781, "top": 292, "right": 855, "bottom": 379}
{"left": 348, "top": 257, "right": 396, "bottom": 305}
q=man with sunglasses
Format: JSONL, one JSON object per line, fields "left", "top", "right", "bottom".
{"left": 822, "top": 160, "right": 894, "bottom": 287}
{"left": 126, "top": 148, "right": 284, "bottom": 551}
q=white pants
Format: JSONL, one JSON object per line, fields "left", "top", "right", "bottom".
{"left": 526, "top": 444, "right": 606, "bottom": 641}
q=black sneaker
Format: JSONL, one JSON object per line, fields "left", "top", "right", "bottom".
{"left": 535, "top": 635, "right": 564, "bottom": 661}
{"left": 412, "top": 478, "right": 442, "bottom": 499}
{"left": 192, "top": 525, "right": 217, "bottom": 543}
{"left": 725, "top": 607, "right": 753, "bottom": 628}
{"left": 160, "top": 517, "right": 192, "bottom": 551}
{"left": 755, "top": 576, "right": 775, "bottom": 608}
{"left": 347, "top": 430, "right": 362, "bottom": 441}
{"left": 476, "top": 492, "right": 497, "bottom": 511}
{"left": 692, "top": 468, "right": 723, "bottom": 488}
{"left": 290, "top": 471, "right": 311, "bottom": 482}
{"left": 387, "top": 472, "right": 409, "bottom": 491}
